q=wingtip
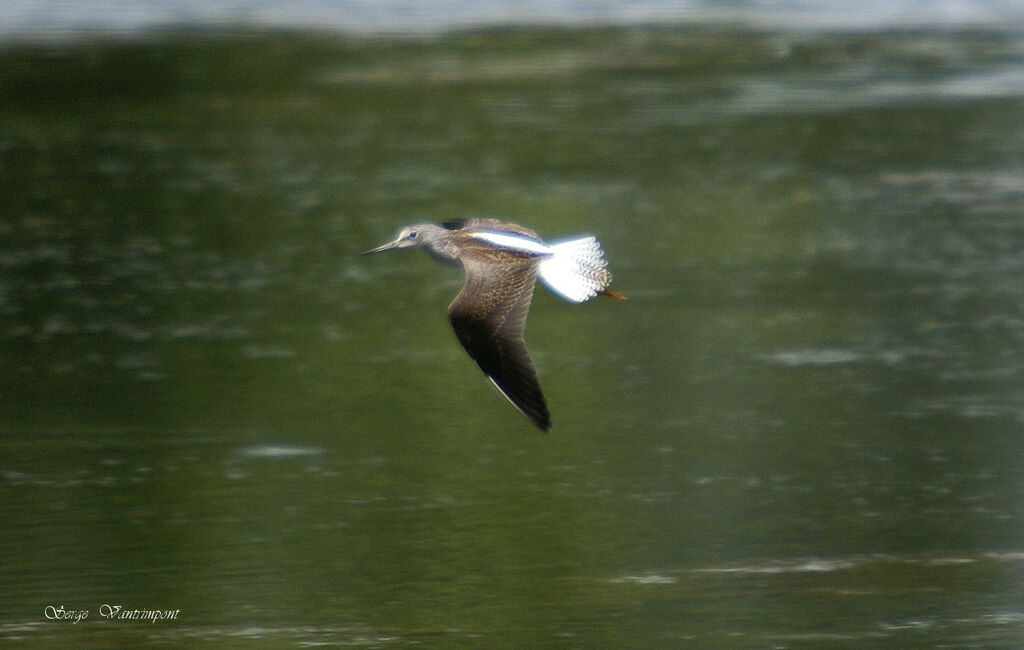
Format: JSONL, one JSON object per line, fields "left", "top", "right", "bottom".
{"left": 518, "top": 401, "right": 552, "bottom": 432}
{"left": 522, "top": 401, "right": 551, "bottom": 432}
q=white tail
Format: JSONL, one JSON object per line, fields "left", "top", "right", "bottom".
{"left": 538, "top": 236, "right": 612, "bottom": 303}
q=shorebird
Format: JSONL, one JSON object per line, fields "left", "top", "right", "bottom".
{"left": 363, "top": 218, "right": 624, "bottom": 431}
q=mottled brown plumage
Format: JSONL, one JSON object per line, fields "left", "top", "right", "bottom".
{"left": 363, "top": 218, "right": 620, "bottom": 431}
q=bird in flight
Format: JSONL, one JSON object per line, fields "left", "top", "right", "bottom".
{"left": 363, "top": 218, "right": 624, "bottom": 431}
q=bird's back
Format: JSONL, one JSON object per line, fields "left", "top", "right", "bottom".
{"left": 444, "top": 217, "right": 543, "bottom": 241}
{"left": 443, "top": 219, "right": 550, "bottom": 271}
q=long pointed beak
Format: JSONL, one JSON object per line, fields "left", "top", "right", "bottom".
{"left": 361, "top": 240, "right": 400, "bottom": 256}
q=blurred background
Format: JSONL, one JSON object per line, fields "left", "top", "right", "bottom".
{"left": 2, "top": 1, "right": 1024, "bottom": 648}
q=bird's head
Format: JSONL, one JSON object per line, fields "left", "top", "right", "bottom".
{"left": 361, "top": 224, "right": 431, "bottom": 255}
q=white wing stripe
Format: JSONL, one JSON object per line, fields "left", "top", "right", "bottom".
{"left": 470, "top": 231, "right": 553, "bottom": 255}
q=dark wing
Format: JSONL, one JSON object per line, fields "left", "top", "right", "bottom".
{"left": 445, "top": 217, "right": 543, "bottom": 241}
{"left": 447, "top": 258, "right": 551, "bottom": 431}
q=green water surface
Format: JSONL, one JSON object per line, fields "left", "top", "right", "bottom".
{"left": 1, "top": 26, "right": 1023, "bottom": 648}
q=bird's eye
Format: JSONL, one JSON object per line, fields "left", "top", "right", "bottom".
{"left": 407, "top": 231, "right": 418, "bottom": 239}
